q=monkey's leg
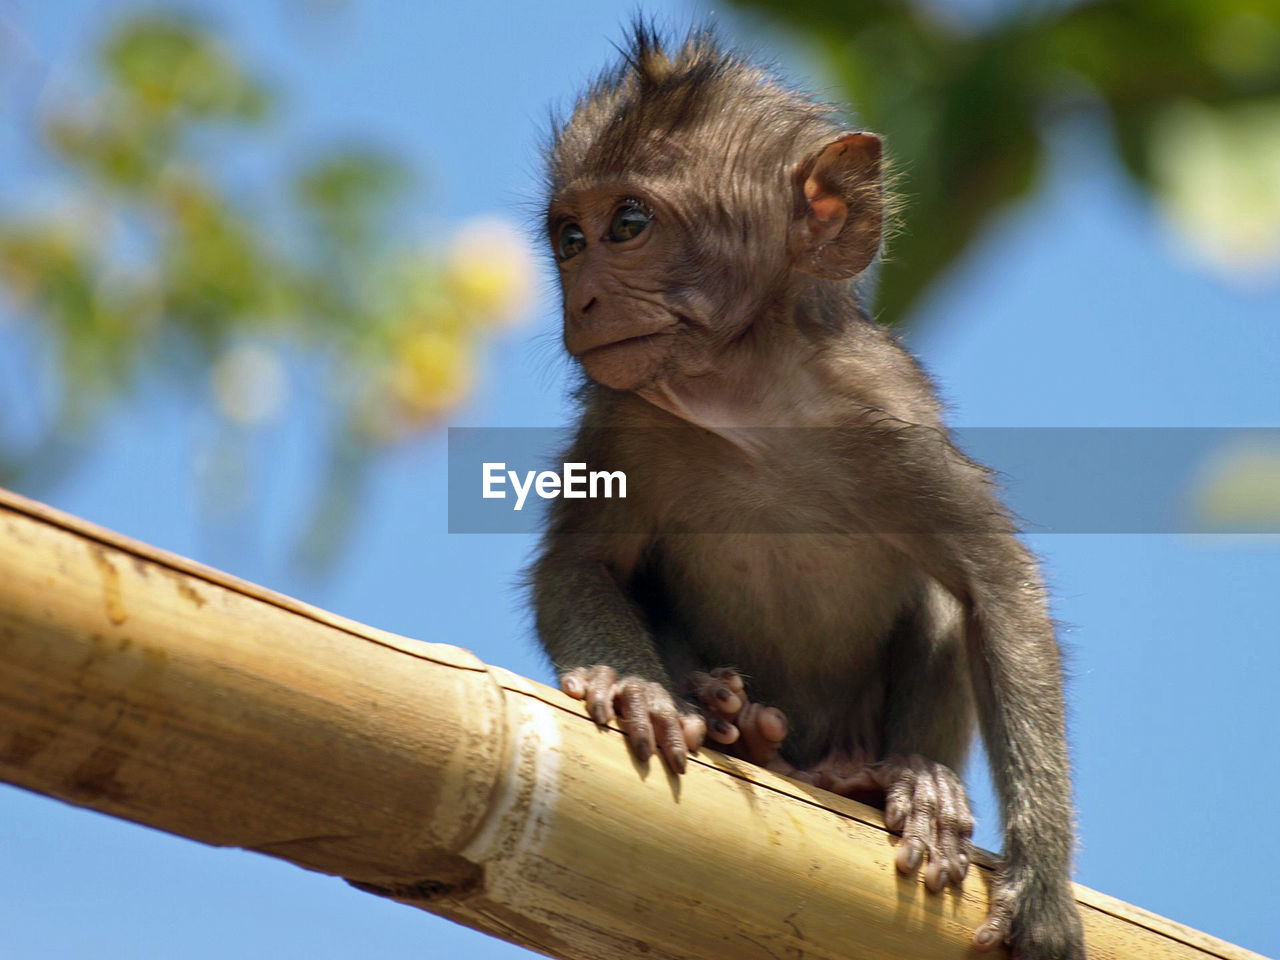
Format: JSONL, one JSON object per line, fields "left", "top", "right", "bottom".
{"left": 864, "top": 457, "right": 1084, "bottom": 956}
{"left": 686, "top": 667, "right": 968, "bottom": 880}
{"left": 861, "top": 603, "right": 977, "bottom": 893}
{"left": 686, "top": 668, "right": 788, "bottom": 767}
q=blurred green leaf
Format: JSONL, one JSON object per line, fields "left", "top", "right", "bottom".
{"left": 0, "top": 13, "right": 533, "bottom": 567}
{"left": 732, "top": 0, "right": 1280, "bottom": 324}
{"left": 102, "top": 15, "right": 270, "bottom": 120}
{"left": 296, "top": 149, "right": 412, "bottom": 249}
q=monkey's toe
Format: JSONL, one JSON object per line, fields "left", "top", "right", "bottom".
{"left": 706, "top": 714, "right": 740, "bottom": 745}
{"left": 734, "top": 702, "right": 787, "bottom": 766}
{"left": 687, "top": 668, "right": 788, "bottom": 766}
{"left": 689, "top": 667, "right": 745, "bottom": 718}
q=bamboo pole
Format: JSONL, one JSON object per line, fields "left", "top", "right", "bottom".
{"left": 0, "top": 487, "right": 1265, "bottom": 960}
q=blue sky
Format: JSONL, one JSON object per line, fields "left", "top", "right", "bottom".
{"left": 2, "top": 1, "right": 1278, "bottom": 958}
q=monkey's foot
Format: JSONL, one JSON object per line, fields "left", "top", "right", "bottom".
{"left": 879, "top": 755, "right": 973, "bottom": 892}
{"left": 973, "top": 872, "right": 1086, "bottom": 959}
{"left": 805, "top": 754, "right": 972, "bottom": 893}
{"left": 687, "top": 668, "right": 788, "bottom": 768}
{"left": 561, "top": 665, "right": 705, "bottom": 774}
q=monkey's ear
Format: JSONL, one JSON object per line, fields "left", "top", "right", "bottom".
{"left": 791, "top": 132, "right": 883, "bottom": 279}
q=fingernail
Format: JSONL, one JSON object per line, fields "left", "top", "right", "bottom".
{"left": 905, "top": 841, "right": 923, "bottom": 870}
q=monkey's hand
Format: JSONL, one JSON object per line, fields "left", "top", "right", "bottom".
{"left": 561, "top": 665, "right": 705, "bottom": 774}
{"left": 975, "top": 872, "right": 1086, "bottom": 959}
{"left": 688, "top": 668, "right": 789, "bottom": 769}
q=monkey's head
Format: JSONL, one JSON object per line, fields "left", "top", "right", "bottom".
{"left": 546, "top": 26, "right": 884, "bottom": 392}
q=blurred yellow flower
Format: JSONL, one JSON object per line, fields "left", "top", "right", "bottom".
{"left": 389, "top": 329, "right": 474, "bottom": 423}
{"left": 442, "top": 217, "right": 535, "bottom": 327}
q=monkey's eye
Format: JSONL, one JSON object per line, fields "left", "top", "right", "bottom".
{"left": 556, "top": 223, "right": 586, "bottom": 261}
{"left": 608, "top": 200, "right": 653, "bottom": 242}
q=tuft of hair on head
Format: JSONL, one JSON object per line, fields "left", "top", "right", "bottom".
{"left": 546, "top": 23, "right": 830, "bottom": 189}
{"left": 619, "top": 20, "right": 676, "bottom": 86}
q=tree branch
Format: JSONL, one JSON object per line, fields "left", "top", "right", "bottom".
{"left": 0, "top": 488, "right": 1262, "bottom": 960}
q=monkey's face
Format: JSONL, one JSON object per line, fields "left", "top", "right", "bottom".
{"left": 549, "top": 185, "right": 695, "bottom": 392}
{"left": 548, "top": 131, "right": 884, "bottom": 394}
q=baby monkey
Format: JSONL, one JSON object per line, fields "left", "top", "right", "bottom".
{"left": 532, "top": 26, "right": 1086, "bottom": 960}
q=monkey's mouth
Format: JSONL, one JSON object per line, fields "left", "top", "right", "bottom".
{"left": 571, "top": 326, "right": 680, "bottom": 391}
{"left": 576, "top": 330, "right": 673, "bottom": 360}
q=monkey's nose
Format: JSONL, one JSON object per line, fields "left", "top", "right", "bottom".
{"left": 576, "top": 296, "right": 598, "bottom": 317}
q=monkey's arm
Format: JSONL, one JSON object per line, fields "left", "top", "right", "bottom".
{"left": 849, "top": 425, "right": 1084, "bottom": 957}
{"left": 533, "top": 541, "right": 666, "bottom": 680}
{"left": 897, "top": 532, "right": 1081, "bottom": 956}
{"left": 532, "top": 536, "right": 707, "bottom": 772}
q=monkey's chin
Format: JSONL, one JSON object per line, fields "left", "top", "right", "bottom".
{"left": 578, "top": 333, "right": 672, "bottom": 391}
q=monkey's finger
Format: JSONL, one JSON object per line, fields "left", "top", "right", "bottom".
{"left": 560, "top": 667, "right": 591, "bottom": 700}
{"left": 679, "top": 713, "right": 708, "bottom": 752}
{"left": 562, "top": 665, "right": 619, "bottom": 725}
{"left": 654, "top": 708, "right": 690, "bottom": 774}
{"left": 617, "top": 683, "right": 656, "bottom": 764}
{"left": 688, "top": 670, "right": 743, "bottom": 717}
{"left": 581, "top": 666, "right": 620, "bottom": 726}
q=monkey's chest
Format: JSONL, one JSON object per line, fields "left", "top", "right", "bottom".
{"left": 650, "top": 531, "right": 917, "bottom": 673}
